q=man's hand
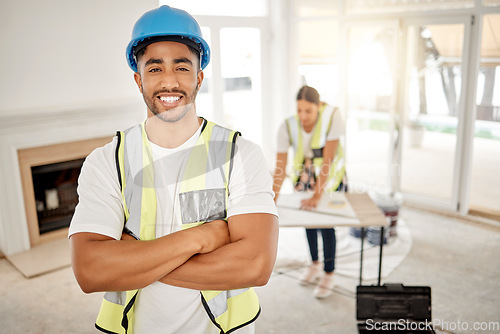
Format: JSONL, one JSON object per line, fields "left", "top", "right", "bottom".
{"left": 195, "top": 219, "right": 230, "bottom": 254}
{"left": 159, "top": 213, "right": 278, "bottom": 291}
{"left": 120, "top": 219, "right": 230, "bottom": 254}
{"left": 121, "top": 232, "right": 136, "bottom": 241}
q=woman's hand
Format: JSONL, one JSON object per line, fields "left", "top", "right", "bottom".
{"left": 300, "top": 193, "right": 321, "bottom": 210}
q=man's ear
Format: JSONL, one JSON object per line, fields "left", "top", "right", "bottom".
{"left": 134, "top": 72, "right": 143, "bottom": 93}
{"left": 197, "top": 70, "right": 204, "bottom": 90}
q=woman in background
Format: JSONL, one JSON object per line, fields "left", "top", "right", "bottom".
{"left": 272, "top": 85, "right": 347, "bottom": 298}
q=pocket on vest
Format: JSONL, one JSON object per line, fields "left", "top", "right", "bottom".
{"left": 179, "top": 188, "right": 226, "bottom": 224}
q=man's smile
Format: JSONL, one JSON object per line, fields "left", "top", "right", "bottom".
{"left": 156, "top": 93, "right": 184, "bottom": 108}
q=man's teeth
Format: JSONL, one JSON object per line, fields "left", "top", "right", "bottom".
{"left": 159, "top": 96, "right": 180, "bottom": 103}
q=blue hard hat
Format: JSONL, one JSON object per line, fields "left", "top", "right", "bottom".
{"left": 126, "top": 5, "right": 210, "bottom": 72}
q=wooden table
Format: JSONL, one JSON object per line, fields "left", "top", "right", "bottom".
{"left": 277, "top": 192, "right": 388, "bottom": 285}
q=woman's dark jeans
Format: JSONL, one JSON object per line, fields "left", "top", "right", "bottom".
{"left": 306, "top": 228, "right": 336, "bottom": 272}
{"left": 305, "top": 181, "right": 347, "bottom": 273}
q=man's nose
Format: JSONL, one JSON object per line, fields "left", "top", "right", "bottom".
{"left": 160, "top": 71, "right": 180, "bottom": 89}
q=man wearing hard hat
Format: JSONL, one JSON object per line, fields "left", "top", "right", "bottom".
{"left": 69, "top": 5, "right": 279, "bottom": 334}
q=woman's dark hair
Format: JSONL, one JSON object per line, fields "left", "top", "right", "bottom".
{"left": 296, "top": 85, "right": 320, "bottom": 105}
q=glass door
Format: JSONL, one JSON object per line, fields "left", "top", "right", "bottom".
{"left": 399, "top": 17, "right": 471, "bottom": 209}
{"left": 469, "top": 13, "right": 500, "bottom": 218}
{"left": 220, "top": 27, "right": 263, "bottom": 146}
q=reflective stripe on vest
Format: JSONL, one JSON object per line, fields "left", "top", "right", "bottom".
{"left": 286, "top": 104, "right": 346, "bottom": 192}
{"left": 95, "top": 119, "right": 260, "bottom": 334}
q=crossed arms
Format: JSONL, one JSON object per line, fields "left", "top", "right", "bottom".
{"left": 70, "top": 213, "right": 279, "bottom": 293}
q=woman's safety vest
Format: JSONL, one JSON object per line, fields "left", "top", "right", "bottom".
{"left": 285, "top": 104, "right": 346, "bottom": 192}
{"left": 95, "top": 119, "right": 260, "bottom": 334}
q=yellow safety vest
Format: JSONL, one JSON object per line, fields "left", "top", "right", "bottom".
{"left": 95, "top": 119, "right": 260, "bottom": 334}
{"left": 285, "top": 104, "right": 346, "bottom": 192}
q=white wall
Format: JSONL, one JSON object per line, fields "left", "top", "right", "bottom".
{"left": 0, "top": 0, "right": 157, "bottom": 114}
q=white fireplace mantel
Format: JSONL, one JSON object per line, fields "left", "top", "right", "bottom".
{"left": 0, "top": 100, "right": 145, "bottom": 256}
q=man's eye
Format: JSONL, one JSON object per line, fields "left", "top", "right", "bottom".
{"left": 149, "top": 68, "right": 161, "bottom": 73}
{"left": 178, "top": 67, "right": 189, "bottom": 72}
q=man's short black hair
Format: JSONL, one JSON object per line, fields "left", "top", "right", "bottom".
{"left": 134, "top": 35, "right": 201, "bottom": 72}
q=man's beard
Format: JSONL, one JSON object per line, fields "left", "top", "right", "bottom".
{"left": 143, "top": 85, "right": 199, "bottom": 123}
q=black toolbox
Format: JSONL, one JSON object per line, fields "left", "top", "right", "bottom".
{"left": 356, "top": 283, "right": 435, "bottom": 333}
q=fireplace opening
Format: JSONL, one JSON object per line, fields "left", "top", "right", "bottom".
{"left": 32, "top": 159, "right": 84, "bottom": 234}
{"left": 18, "top": 136, "right": 112, "bottom": 246}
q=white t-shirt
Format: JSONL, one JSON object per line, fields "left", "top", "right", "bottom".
{"left": 276, "top": 107, "right": 345, "bottom": 158}
{"left": 69, "top": 120, "right": 278, "bottom": 334}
